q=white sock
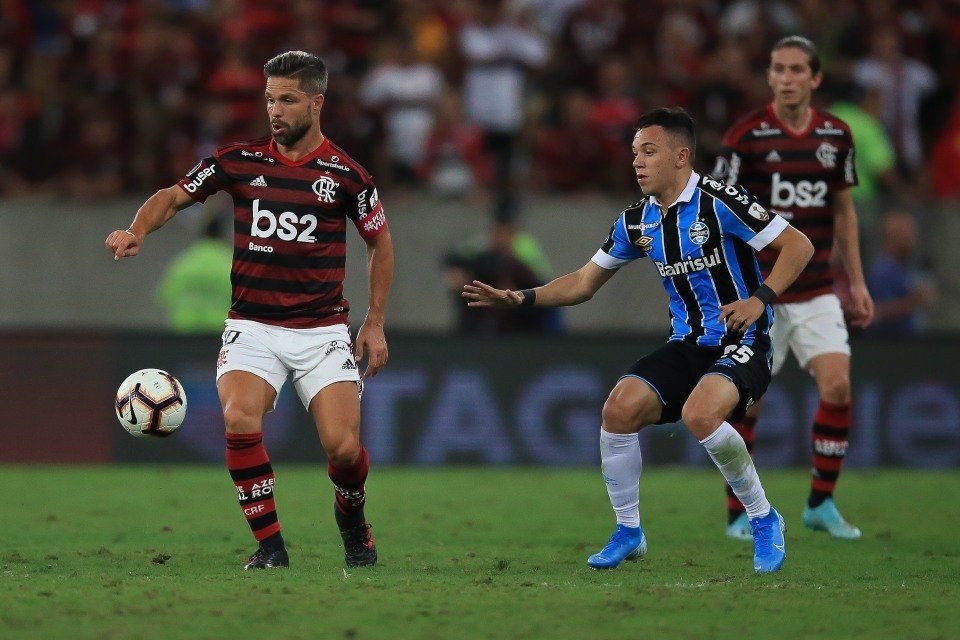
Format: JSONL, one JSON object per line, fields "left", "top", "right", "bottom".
{"left": 700, "top": 421, "right": 770, "bottom": 519}
{"left": 600, "top": 429, "right": 641, "bottom": 528}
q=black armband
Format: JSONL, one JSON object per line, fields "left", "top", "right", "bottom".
{"left": 519, "top": 289, "right": 537, "bottom": 306}
{"left": 752, "top": 284, "right": 777, "bottom": 306}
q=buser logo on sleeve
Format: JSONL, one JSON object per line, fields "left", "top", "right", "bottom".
{"left": 184, "top": 166, "right": 216, "bottom": 193}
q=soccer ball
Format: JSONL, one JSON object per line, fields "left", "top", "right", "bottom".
{"left": 115, "top": 368, "right": 188, "bottom": 438}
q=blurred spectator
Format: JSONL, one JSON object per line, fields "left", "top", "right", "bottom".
{"left": 419, "top": 91, "right": 489, "bottom": 198}
{"left": 206, "top": 43, "right": 266, "bottom": 143}
{"left": 321, "top": 74, "right": 381, "bottom": 173}
{"left": 689, "top": 41, "right": 763, "bottom": 172}
{"left": 588, "top": 55, "right": 642, "bottom": 192}
{"left": 554, "top": 0, "right": 634, "bottom": 91}
{"left": 1, "top": 0, "right": 957, "bottom": 212}
{"left": 865, "top": 210, "right": 936, "bottom": 336}
{"left": 852, "top": 26, "right": 938, "bottom": 175}
{"left": 717, "top": 0, "right": 799, "bottom": 70}
{"left": 393, "top": 0, "right": 465, "bottom": 77}
{"left": 61, "top": 113, "right": 126, "bottom": 200}
{"left": 828, "top": 83, "right": 898, "bottom": 206}
{"left": 533, "top": 89, "right": 604, "bottom": 192}
{"left": 443, "top": 219, "right": 560, "bottom": 334}
{"left": 460, "top": 0, "right": 549, "bottom": 221}
{"left": 719, "top": 0, "right": 799, "bottom": 39}
{"left": 156, "top": 214, "right": 234, "bottom": 334}
{"left": 359, "top": 35, "right": 444, "bottom": 187}
{"left": 656, "top": 8, "right": 708, "bottom": 107}
{"left": 929, "top": 90, "right": 960, "bottom": 201}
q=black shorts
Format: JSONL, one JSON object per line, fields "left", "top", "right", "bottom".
{"left": 624, "top": 335, "right": 772, "bottom": 425}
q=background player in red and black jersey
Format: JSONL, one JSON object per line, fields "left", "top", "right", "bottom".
{"left": 713, "top": 37, "right": 874, "bottom": 541}
{"left": 106, "top": 51, "right": 394, "bottom": 569}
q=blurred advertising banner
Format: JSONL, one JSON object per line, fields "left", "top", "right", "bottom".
{"left": 1, "top": 332, "right": 957, "bottom": 467}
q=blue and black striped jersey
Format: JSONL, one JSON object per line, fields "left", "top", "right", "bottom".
{"left": 592, "top": 171, "right": 788, "bottom": 346}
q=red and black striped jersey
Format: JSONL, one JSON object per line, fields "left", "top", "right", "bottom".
{"left": 176, "top": 136, "right": 388, "bottom": 328}
{"left": 712, "top": 105, "right": 857, "bottom": 303}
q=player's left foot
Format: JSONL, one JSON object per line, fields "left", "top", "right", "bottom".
{"left": 726, "top": 511, "right": 753, "bottom": 541}
{"left": 751, "top": 507, "right": 786, "bottom": 574}
{"left": 243, "top": 542, "right": 289, "bottom": 570}
{"left": 802, "top": 498, "right": 862, "bottom": 540}
{"left": 340, "top": 522, "right": 377, "bottom": 567}
{"left": 587, "top": 524, "right": 647, "bottom": 570}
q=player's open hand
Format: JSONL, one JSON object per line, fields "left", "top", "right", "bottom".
{"left": 355, "top": 320, "right": 388, "bottom": 380}
{"left": 462, "top": 280, "right": 524, "bottom": 308}
{"left": 719, "top": 297, "right": 766, "bottom": 334}
{"left": 105, "top": 229, "right": 143, "bottom": 261}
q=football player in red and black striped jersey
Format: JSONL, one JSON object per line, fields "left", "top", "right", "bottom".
{"left": 713, "top": 37, "right": 874, "bottom": 541}
{"left": 106, "top": 51, "right": 394, "bottom": 569}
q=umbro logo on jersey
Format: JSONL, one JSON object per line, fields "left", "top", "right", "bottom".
{"left": 765, "top": 150, "right": 782, "bottom": 163}
{"left": 634, "top": 235, "right": 654, "bottom": 251}
{"left": 250, "top": 175, "right": 268, "bottom": 187}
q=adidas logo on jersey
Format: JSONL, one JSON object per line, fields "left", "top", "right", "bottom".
{"left": 250, "top": 175, "right": 268, "bottom": 187}
{"left": 765, "top": 150, "right": 782, "bottom": 163}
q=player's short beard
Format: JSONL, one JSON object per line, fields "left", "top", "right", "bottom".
{"left": 272, "top": 116, "right": 312, "bottom": 147}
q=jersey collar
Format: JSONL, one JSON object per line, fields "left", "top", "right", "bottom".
{"left": 766, "top": 103, "right": 816, "bottom": 138}
{"left": 268, "top": 135, "right": 331, "bottom": 167}
{"left": 648, "top": 171, "right": 699, "bottom": 210}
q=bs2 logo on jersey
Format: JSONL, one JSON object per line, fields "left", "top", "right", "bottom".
{"left": 770, "top": 172, "right": 827, "bottom": 208}
{"left": 250, "top": 199, "right": 318, "bottom": 243}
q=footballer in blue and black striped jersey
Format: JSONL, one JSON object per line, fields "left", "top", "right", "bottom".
{"left": 463, "top": 107, "right": 812, "bottom": 573}
{"left": 593, "top": 171, "right": 788, "bottom": 348}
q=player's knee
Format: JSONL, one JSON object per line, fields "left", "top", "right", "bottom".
{"left": 222, "top": 403, "right": 262, "bottom": 434}
{"left": 819, "top": 372, "right": 851, "bottom": 403}
{"left": 324, "top": 437, "right": 361, "bottom": 467}
{"left": 680, "top": 401, "right": 723, "bottom": 437}
{"left": 601, "top": 396, "right": 644, "bottom": 433}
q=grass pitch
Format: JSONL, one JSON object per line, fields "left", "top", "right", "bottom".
{"left": 4, "top": 466, "right": 958, "bottom": 639}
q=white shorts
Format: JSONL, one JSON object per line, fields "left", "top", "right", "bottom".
{"left": 216, "top": 319, "right": 360, "bottom": 409}
{"left": 770, "top": 293, "right": 851, "bottom": 376}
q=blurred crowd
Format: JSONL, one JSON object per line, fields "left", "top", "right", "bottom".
{"left": 3, "top": 0, "right": 959, "bottom": 206}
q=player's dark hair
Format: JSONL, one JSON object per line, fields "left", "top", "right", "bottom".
{"left": 771, "top": 36, "right": 821, "bottom": 75}
{"left": 636, "top": 107, "right": 696, "bottom": 158}
{"left": 263, "top": 51, "right": 328, "bottom": 94}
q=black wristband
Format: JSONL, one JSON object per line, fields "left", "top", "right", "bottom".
{"left": 519, "top": 288, "right": 536, "bottom": 306}
{"left": 752, "top": 284, "right": 777, "bottom": 306}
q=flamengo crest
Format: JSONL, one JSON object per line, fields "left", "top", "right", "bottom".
{"left": 816, "top": 142, "right": 838, "bottom": 169}
{"left": 312, "top": 176, "right": 339, "bottom": 203}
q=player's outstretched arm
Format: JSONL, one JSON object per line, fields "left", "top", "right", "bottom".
{"left": 462, "top": 260, "right": 617, "bottom": 309}
{"left": 105, "top": 185, "right": 195, "bottom": 261}
{"left": 719, "top": 225, "right": 813, "bottom": 333}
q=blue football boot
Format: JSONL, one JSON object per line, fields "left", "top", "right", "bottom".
{"left": 587, "top": 524, "right": 647, "bottom": 570}
{"left": 750, "top": 507, "right": 786, "bottom": 573}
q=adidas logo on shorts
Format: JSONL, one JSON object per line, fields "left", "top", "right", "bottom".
{"left": 342, "top": 358, "right": 356, "bottom": 370}
{"left": 250, "top": 175, "right": 268, "bottom": 187}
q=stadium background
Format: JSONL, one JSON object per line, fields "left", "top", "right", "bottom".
{"left": 2, "top": 0, "right": 959, "bottom": 467}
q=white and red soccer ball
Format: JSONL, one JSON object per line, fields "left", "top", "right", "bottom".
{"left": 115, "top": 368, "right": 188, "bottom": 437}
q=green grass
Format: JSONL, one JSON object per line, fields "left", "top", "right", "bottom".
{"left": 4, "top": 466, "right": 958, "bottom": 639}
